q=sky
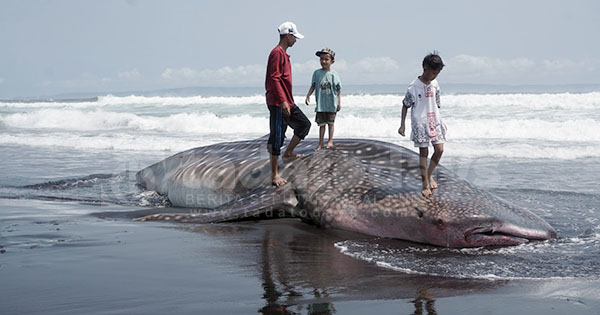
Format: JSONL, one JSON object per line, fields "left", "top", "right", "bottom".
{"left": 1, "top": 0, "right": 599, "bottom": 98}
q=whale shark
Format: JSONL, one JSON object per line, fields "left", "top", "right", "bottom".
{"left": 134, "top": 138, "right": 556, "bottom": 247}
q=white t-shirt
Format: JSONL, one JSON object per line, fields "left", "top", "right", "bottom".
{"left": 402, "top": 77, "right": 447, "bottom": 144}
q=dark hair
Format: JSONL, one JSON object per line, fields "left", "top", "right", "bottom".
{"left": 422, "top": 51, "right": 445, "bottom": 70}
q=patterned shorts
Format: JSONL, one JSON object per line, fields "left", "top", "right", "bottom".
{"left": 315, "top": 112, "right": 336, "bottom": 126}
{"left": 413, "top": 139, "right": 446, "bottom": 148}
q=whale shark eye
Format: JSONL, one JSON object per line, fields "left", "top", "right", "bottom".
{"left": 415, "top": 207, "right": 424, "bottom": 218}
{"left": 436, "top": 219, "right": 444, "bottom": 226}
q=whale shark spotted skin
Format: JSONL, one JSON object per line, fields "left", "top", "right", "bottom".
{"left": 135, "top": 138, "right": 556, "bottom": 247}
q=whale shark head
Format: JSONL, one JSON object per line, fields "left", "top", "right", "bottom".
{"left": 314, "top": 181, "right": 557, "bottom": 248}
{"left": 410, "top": 191, "right": 556, "bottom": 247}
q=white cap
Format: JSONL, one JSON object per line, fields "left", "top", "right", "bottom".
{"left": 278, "top": 21, "right": 304, "bottom": 39}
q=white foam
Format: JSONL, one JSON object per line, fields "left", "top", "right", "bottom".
{"left": 332, "top": 115, "right": 600, "bottom": 141}
{"left": 443, "top": 92, "right": 600, "bottom": 110}
{"left": 3, "top": 109, "right": 597, "bottom": 143}
{"left": 444, "top": 142, "right": 600, "bottom": 160}
{"left": 333, "top": 91, "right": 600, "bottom": 111}
{"left": 446, "top": 118, "right": 600, "bottom": 141}
{"left": 0, "top": 109, "right": 268, "bottom": 133}
{"left": 2, "top": 91, "right": 598, "bottom": 110}
{"left": 0, "top": 94, "right": 267, "bottom": 108}
{"left": 1, "top": 109, "right": 599, "bottom": 159}
{"left": 0, "top": 132, "right": 227, "bottom": 152}
{"left": 334, "top": 240, "right": 590, "bottom": 281}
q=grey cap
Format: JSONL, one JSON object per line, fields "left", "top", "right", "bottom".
{"left": 316, "top": 48, "right": 335, "bottom": 59}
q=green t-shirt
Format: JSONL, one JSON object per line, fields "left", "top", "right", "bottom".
{"left": 311, "top": 69, "right": 342, "bottom": 113}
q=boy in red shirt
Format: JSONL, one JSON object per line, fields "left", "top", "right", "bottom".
{"left": 265, "top": 21, "right": 311, "bottom": 187}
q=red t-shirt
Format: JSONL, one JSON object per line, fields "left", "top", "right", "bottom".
{"left": 265, "top": 46, "right": 295, "bottom": 107}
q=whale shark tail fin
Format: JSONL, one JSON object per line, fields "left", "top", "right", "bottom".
{"left": 133, "top": 185, "right": 298, "bottom": 223}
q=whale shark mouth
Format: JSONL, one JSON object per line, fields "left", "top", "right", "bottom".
{"left": 464, "top": 225, "right": 538, "bottom": 246}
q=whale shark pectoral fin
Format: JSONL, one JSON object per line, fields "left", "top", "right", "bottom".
{"left": 216, "top": 186, "right": 299, "bottom": 221}
{"left": 132, "top": 210, "right": 239, "bottom": 223}
{"left": 133, "top": 186, "right": 299, "bottom": 224}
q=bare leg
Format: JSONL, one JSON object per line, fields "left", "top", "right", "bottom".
{"left": 315, "top": 125, "right": 325, "bottom": 151}
{"left": 270, "top": 154, "right": 286, "bottom": 186}
{"left": 419, "top": 147, "right": 431, "bottom": 197}
{"left": 283, "top": 135, "right": 303, "bottom": 159}
{"left": 326, "top": 123, "right": 334, "bottom": 149}
{"left": 427, "top": 143, "right": 444, "bottom": 189}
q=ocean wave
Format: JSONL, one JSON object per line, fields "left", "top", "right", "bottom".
{"left": 443, "top": 91, "right": 600, "bottom": 110}
{"left": 0, "top": 94, "right": 266, "bottom": 109}
{"left": 332, "top": 116, "right": 600, "bottom": 143}
{"left": 1, "top": 91, "right": 599, "bottom": 110}
{"left": 0, "top": 109, "right": 267, "bottom": 132}
{"left": 4, "top": 109, "right": 597, "bottom": 141}
{"left": 444, "top": 142, "right": 600, "bottom": 160}
{"left": 342, "top": 91, "right": 600, "bottom": 111}
{"left": 96, "top": 94, "right": 266, "bottom": 106}
{"left": 1, "top": 132, "right": 599, "bottom": 160}
{"left": 446, "top": 118, "right": 600, "bottom": 141}
{"left": 0, "top": 133, "right": 248, "bottom": 152}
{"left": 2, "top": 109, "right": 599, "bottom": 159}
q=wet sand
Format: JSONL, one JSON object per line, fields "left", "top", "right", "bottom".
{"left": 1, "top": 198, "right": 599, "bottom": 314}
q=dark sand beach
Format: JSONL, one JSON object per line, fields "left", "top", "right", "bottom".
{"left": 1, "top": 196, "right": 599, "bottom": 314}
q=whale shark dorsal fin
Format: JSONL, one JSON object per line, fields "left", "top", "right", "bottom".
{"left": 133, "top": 186, "right": 298, "bottom": 223}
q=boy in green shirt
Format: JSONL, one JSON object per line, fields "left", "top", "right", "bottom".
{"left": 305, "top": 48, "right": 342, "bottom": 151}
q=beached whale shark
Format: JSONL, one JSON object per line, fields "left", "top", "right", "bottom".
{"left": 134, "top": 137, "right": 556, "bottom": 247}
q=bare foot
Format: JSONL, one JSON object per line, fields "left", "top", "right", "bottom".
{"left": 271, "top": 175, "right": 287, "bottom": 187}
{"left": 314, "top": 145, "right": 322, "bottom": 152}
{"left": 325, "top": 142, "right": 334, "bottom": 149}
{"left": 429, "top": 177, "right": 438, "bottom": 189}
{"left": 282, "top": 153, "right": 304, "bottom": 160}
{"left": 421, "top": 188, "right": 432, "bottom": 197}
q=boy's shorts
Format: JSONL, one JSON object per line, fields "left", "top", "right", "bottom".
{"left": 267, "top": 105, "right": 311, "bottom": 156}
{"left": 315, "top": 112, "right": 336, "bottom": 126}
{"left": 414, "top": 139, "right": 446, "bottom": 148}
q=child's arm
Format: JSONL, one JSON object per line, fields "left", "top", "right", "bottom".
{"left": 398, "top": 105, "right": 408, "bottom": 136}
{"left": 336, "top": 88, "right": 341, "bottom": 112}
{"left": 305, "top": 84, "right": 315, "bottom": 105}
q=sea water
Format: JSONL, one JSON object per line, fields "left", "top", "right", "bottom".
{"left": 1, "top": 84, "right": 599, "bottom": 281}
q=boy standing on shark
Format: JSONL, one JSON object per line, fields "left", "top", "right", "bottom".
{"left": 305, "top": 48, "right": 342, "bottom": 151}
{"left": 398, "top": 52, "right": 447, "bottom": 197}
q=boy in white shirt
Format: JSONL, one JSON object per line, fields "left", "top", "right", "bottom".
{"left": 398, "top": 52, "right": 446, "bottom": 197}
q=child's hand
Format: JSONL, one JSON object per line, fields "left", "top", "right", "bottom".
{"left": 398, "top": 125, "right": 405, "bottom": 136}
{"left": 305, "top": 96, "right": 310, "bottom": 105}
{"left": 336, "top": 104, "right": 341, "bottom": 112}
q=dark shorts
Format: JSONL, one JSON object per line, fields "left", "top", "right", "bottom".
{"left": 267, "top": 105, "right": 311, "bottom": 156}
{"left": 315, "top": 112, "right": 336, "bottom": 126}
